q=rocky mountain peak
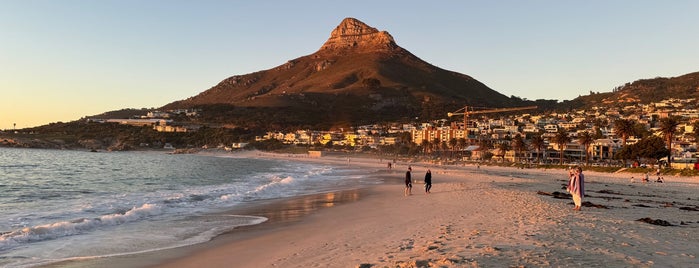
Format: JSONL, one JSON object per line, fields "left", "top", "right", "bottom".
{"left": 162, "top": 17, "right": 520, "bottom": 129}
{"left": 320, "top": 17, "right": 397, "bottom": 51}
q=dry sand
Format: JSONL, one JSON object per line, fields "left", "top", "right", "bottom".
{"left": 65, "top": 152, "right": 699, "bottom": 268}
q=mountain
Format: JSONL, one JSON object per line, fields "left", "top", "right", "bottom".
{"left": 568, "top": 72, "right": 699, "bottom": 108}
{"left": 163, "top": 18, "right": 532, "bottom": 129}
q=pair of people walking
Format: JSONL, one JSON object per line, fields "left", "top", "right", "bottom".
{"left": 404, "top": 166, "right": 432, "bottom": 196}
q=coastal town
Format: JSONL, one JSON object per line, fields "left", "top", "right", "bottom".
{"left": 253, "top": 98, "right": 698, "bottom": 169}
{"left": 6, "top": 97, "right": 688, "bottom": 169}
{"left": 4, "top": 6, "right": 699, "bottom": 268}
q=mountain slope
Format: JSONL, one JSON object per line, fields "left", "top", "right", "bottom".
{"left": 163, "top": 18, "right": 528, "bottom": 128}
{"left": 570, "top": 72, "right": 699, "bottom": 108}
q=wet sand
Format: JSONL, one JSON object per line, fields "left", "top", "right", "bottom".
{"left": 41, "top": 187, "right": 373, "bottom": 268}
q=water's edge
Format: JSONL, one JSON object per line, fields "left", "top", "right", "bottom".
{"left": 38, "top": 183, "right": 386, "bottom": 268}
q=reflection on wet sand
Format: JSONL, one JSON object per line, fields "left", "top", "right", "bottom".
{"left": 246, "top": 190, "right": 361, "bottom": 224}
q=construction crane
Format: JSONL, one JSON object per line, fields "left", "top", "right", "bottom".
{"left": 448, "top": 105, "right": 538, "bottom": 129}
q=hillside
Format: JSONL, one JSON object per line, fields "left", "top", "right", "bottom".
{"left": 570, "top": 72, "right": 699, "bottom": 108}
{"left": 163, "top": 18, "right": 535, "bottom": 129}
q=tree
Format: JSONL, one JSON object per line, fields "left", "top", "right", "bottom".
{"left": 658, "top": 116, "right": 680, "bottom": 165}
{"left": 456, "top": 138, "right": 467, "bottom": 158}
{"left": 615, "top": 136, "right": 669, "bottom": 164}
{"left": 433, "top": 137, "right": 441, "bottom": 155}
{"left": 691, "top": 121, "right": 699, "bottom": 142}
{"left": 552, "top": 128, "right": 571, "bottom": 165}
{"left": 614, "top": 119, "right": 634, "bottom": 146}
{"left": 632, "top": 122, "right": 651, "bottom": 139}
{"left": 577, "top": 131, "right": 595, "bottom": 166}
{"left": 512, "top": 134, "right": 527, "bottom": 163}
{"left": 449, "top": 138, "right": 458, "bottom": 158}
{"left": 457, "top": 138, "right": 467, "bottom": 149}
{"left": 482, "top": 151, "right": 494, "bottom": 161}
{"left": 478, "top": 138, "right": 492, "bottom": 151}
{"left": 530, "top": 134, "right": 546, "bottom": 164}
{"left": 636, "top": 136, "right": 671, "bottom": 161}
{"left": 496, "top": 142, "right": 511, "bottom": 162}
{"left": 421, "top": 139, "right": 431, "bottom": 155}
{"left": 448, "top": 138, "right": 457, "bottom": 149}
{"left": 593, "top": 127, "right": 604, "bottom": 139}
{"left": 441, "top": 140, "right": 449, "bottom": 155}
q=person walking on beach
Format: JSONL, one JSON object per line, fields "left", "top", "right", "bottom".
{"left": 566, "top": 166, "right": 585, "bottom": 211}
{"left": 404, "top": 166, "right": 412, "bottom": 196}
{"left": 424, "top": 169, "right": 432, "bottom": 194}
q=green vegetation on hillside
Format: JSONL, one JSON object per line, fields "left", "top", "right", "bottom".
{"left": 3, "top": 121, "right": 258, "bottom": 150}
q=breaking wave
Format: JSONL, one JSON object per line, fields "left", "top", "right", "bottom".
{"left": 0, "top": 203, "right": 162, "bottom": 252}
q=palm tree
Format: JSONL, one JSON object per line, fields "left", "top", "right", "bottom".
{"left": 456, "top": 138, "right": 467, "bottom": 158}
{"left": 614, "top": 119, "right": 634, "bottom": 146}
{"left": 553, "top": 128, "right": 571, "bottom": 165}
{"left": 530, "top": 134, "right": 546, "bottom": 164}
{"left": 496, "top": 142, "right": 511, "bottom": 162}
{"left": 441, "top": 140, "right": 450, "bottom": 158}
{"left": 421, "top": 139, "right": 431, "bottom": 155}
{"left": 476, "top": 138, "right": 490, "bottom": 160}
{"left": 658, "top": 116, "right": 680, "bottom": 166}
{"left": 448, "top": 138, "right": 457, "bottom": 150}
{"left": 512, "top": 134, "right": 527, "bottom": 164}
{"left": 449, "top": 138, "right": 458, "bottom": 158}
{"left": 577, "top": 131, "right": 595, "bottom": 166}
{"left": 433, "top": 137, "right": 440, "bottom": 155}
{"left": 457, "top": 138, "right": 467, "bottom": 148}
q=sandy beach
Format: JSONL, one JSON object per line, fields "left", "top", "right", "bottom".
{"left": 54, "top": 152, "right": 699, "bottom": 268}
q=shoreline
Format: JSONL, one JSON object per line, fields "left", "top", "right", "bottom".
{"left": 41, "top": 186, "right": 379, "bottom": 268}
{"left": 41, "top": 151, "right": 699, "bottom": 267}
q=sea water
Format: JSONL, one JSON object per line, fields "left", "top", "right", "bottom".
{"left": 0, "top": 148, "right": 378, "bottom": 267}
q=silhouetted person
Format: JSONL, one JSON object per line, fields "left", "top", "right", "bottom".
{"left": 404, "top": 166, "right": 412, "bottom": 196}
{"left": 424, "top": 169, "right": 432, "bottom": 194}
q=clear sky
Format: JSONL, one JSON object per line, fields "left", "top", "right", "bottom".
{"left": 2, "top": 1, "right": 698, "bottom": 129}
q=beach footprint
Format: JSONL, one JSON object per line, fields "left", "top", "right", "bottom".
{"left": 399, "top": 238, "right": 415, "bottom": 250}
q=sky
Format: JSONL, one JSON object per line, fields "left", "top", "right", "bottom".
{"left": 2, "top": 1, "right": 698, "bottom": 129}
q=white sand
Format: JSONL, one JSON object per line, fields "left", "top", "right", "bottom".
{"left": 144, "top": 152, "right": 699, "bottom": 267}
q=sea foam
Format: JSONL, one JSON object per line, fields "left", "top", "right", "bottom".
{"left": 0, "top": 203, "right": 162, "bottom": 251}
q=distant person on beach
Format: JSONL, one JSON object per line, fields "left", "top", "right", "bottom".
{"left": 404, "top": 166, "right": 412, "bottom": 196}
{"left": 424, "top": 169, "right": 432, "bottom": 194}
{"left": 566, "top": 166, "right": 585, "bottom": 211}
{"left": 643, "top": 172, "right": 650, "bottom": 183}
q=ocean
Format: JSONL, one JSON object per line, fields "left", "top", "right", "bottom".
{"left": 0, "top": 148, "right": 379, "bottom": 267}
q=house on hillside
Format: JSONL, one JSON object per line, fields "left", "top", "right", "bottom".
{"left": 544, "top": 124, "right": 558, "bottom": 133}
